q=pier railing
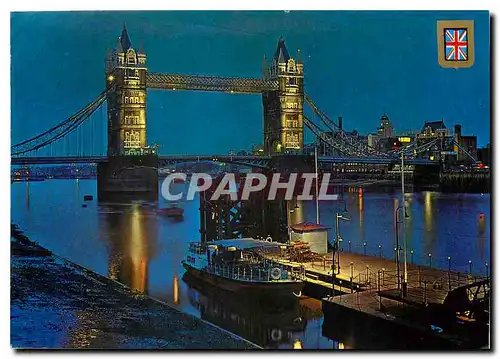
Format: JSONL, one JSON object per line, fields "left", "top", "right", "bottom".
{"left": 339, "top": 241, "right": 490, "bottom": 277}
{"left": 371, "top": 267, "right": 490, "bottom": 306}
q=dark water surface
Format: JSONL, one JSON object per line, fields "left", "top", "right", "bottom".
{"left": 11, "top": 179, "right": 490, "bottom": 349}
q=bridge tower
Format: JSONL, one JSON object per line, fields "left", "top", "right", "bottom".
{"left": 105, "top": 25, "right": 148, "bottom": 156}
{"left": 262, "top": 37, "right": 304, "bottom": 155}
{"left": 98, "top": 25, "right": 158, "bottom": 201}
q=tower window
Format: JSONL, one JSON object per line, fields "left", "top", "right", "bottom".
{"left": 127, "top": 51, "right": 137, "bottom": 65}
{"left": 135, "top": 70, "right": 139, "bottom": 77}
{"left": 124, "top": 115, "right": 139, "bottom": 125}
{"left": 124, "top": 130, "right": 141, "bottom": 148}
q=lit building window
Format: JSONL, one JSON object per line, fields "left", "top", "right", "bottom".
{"left": 127, "top": 50, "right": 137, "bottom": 65}
{"left": 285, "top": 133, "right": 300, "bottom": 148}
{"left": 124, "top": 130, "right": 141, "bottom": 148}
{"left": 124, "top": 115, "right": 139, "bottom": 125}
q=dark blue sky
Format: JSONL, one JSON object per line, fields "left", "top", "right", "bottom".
{"left": 11, "top": 11, "right": 490, "bottom": 155}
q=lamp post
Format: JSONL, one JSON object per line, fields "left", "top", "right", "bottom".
{"left": 331, "top": 211, "right": 349, "bottom": 297}
{"left": 334, "top": 212, "right": 350, "bottom": 275}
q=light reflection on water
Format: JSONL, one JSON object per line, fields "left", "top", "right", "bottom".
{"left": 11, "top": 179, "right": 490, "bottom": 349}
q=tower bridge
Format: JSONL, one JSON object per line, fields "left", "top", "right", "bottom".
{"left": 12, "top": 24, "right": 449, "bottom": 200}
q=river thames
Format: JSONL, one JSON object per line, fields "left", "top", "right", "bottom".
{"left": 11, "top": 179, "right": 490, "bottom": 349}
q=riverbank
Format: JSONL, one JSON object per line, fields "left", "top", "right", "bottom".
{"left": 10, "top": 224, "right": 259, "bottom": 350}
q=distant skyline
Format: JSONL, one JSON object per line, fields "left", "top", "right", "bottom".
{"left": 11, "top": 11, "right": 490, "bottom": 155}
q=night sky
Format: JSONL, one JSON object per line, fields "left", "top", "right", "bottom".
{"left": 10, "top": 11, "right": 490, "bottom": 155}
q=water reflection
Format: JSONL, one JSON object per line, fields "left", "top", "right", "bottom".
{"left": 10, "top": 179, "right": 491, "bottom": 349}
{"left": 66, "top": 309, "right": 106, "bottom": 349}
{"left": 173, "top": 274, "right": 180, "bottom": 305}
{"left": 182, "top": 271, "right": 306, "bottom": 348}
{"left": 101, "top": 203, "right": 158, "bottom": 294}
{"left": 424, "top": 191, "right": 433, "bottom": 232}
{"left": 477, "top": 213, "right": 487, "bottom": 263}
{"left": 393, "top": 198, "right": 399, "bottom": 239}
{"left": 422, "top": 191, "right": 437, "bottom": 256}
{"left": 25, "top": 182, "right": 30, "bottom": 213}
{"left": 358, "top": 191, "right": 363, "bottom": 229}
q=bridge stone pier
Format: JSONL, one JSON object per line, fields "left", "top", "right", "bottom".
{"left": 97, "top": 155, "right": 158, "bottom": 202}
{"left": 268, "top": 154, "right": 315, "bottom": 173}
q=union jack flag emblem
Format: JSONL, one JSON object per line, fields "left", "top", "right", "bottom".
{"left": 444, "top": 28, "right": 468, "bottom": 61}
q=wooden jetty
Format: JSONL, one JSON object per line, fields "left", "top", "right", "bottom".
{"left": 269, "top": 250, "right": 488, "bottom": 300}
{"left": 267, "top": 250, "right": 490, "bottom": 349}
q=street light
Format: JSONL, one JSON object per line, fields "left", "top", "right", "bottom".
{"left": 331, "top": 210, "right": 349, "bottom": 296}
{"left": 334, "top": 212, "right": 350, "bottom": 274}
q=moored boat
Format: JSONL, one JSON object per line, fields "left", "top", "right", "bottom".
{"left": 182, "top": 238, "right": 304, "bottom": 303}
{"left": 158, "top": 202, "right": 184, "bottom": 217}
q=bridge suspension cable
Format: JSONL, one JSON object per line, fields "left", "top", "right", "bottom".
{"left": 303, "top": 115, "right": 359, "bottom": 156}
{"left": 303, "top": 94, "right": 391, "bottom": 158}
{"left": 12, "top": 88, "right": 110, "bottom": 156}
{"left": 451, "top": 139, "right": 478, "bottom": 163}
{"left": 391, "top": 137, "right": 478, "bottom": 163}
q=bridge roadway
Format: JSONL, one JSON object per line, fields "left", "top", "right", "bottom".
{"left": 10, "top": 155, "right": 438, "bottom": 167}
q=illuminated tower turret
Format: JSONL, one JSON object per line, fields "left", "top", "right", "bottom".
{"left": 262, "top": 37, "right": 304, "bottom": 155}
{"left": 105, "top": 25, "right": 148, "bottom": 156}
